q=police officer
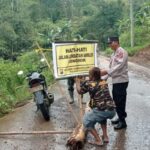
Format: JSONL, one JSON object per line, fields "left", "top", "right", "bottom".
{"left": 101, "top": 37, "right": 129, "bottom": 130}
{"left": 67, "top": 76, "right": 85, "bottom": 104}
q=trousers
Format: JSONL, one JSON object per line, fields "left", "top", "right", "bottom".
{"left": 112, "top": 82, "right": 128, "bottom": 122}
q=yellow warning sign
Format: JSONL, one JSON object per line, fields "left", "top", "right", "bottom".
{"left": 52, "top": 42, "right": 98, "bottom": 79}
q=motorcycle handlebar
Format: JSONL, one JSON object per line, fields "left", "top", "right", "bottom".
{"left": 17, "top": 65, "right": 48, "bottom": 78}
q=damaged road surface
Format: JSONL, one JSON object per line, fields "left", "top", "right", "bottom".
{"left": 0, "top": 56, "right": 150, "bottom": 150}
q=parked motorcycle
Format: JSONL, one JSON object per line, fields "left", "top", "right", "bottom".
{"left": 17, "top": 66, "right": 54, "bottom": 121}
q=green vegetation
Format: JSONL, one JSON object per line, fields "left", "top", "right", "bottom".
{"left": 0, "top": 0, "right": 150, "bottom": 56}
{"left": 0, "top": 51, "right": 54, "bottom": 116}
{"left": 0, "top": 0, "right": 149, "bottom": 116}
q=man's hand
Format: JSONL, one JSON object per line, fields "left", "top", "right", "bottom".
{"left": 100, "top": 69, "right": 108, "bottom": 76}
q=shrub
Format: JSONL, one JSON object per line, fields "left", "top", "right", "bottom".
{"left": 0, "top": 51, "right": 54, "bottom": 116}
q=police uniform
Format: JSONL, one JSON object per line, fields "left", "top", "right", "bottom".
{"left": 107, "top": 37, "right": 129, "bottom": 129}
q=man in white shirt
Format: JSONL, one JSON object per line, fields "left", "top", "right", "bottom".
{"left": 101, "top": 37, "right": 129, "bottom": 130}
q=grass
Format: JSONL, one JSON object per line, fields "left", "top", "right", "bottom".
{"left": 0, "top": 51, "right": 54, "bottom": 117}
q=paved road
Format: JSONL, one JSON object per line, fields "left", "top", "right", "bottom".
{"left": 0, "top": 56, "right": 150, "bottom": 150}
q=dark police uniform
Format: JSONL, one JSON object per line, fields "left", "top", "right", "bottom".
{"left": 67, "top": 77, "right": 75, "bottom": 104}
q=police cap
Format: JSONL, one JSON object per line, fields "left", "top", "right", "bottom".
{"left": 107, "top": 37, "right": 119, "bottom": 44}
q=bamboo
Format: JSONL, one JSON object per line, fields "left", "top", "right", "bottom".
{"left": 78, "top": 94, "right": 83, "bottom": 123}
{"left": 0, "top": 130, "right": 73, "bottom": 136}
{"left": 76, "top": 76, "right": 86, "bottom": 122}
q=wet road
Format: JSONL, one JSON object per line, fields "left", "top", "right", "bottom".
{"left": 0, "top": 56, "right": 150, "bottom": 150}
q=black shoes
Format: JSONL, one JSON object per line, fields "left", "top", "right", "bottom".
{"left": 111, "top": 118, "right": 120, "bottom": 124}
{"left": 112, "top": 118, "right": 127, "bottom": 130}
{"left": 114, "top": 121, "right": 127, "bottom": 130}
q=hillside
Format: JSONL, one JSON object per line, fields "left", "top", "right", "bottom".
{"left": 129, "top": 45, "right": 150, "bottom": 68}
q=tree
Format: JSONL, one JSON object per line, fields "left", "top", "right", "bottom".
{"left": 78, "top": 0, "right": 124, "bottom": 49}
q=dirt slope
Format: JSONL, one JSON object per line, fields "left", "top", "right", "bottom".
{"left": 129, "top": 45, "right": 150, "bottom": 68}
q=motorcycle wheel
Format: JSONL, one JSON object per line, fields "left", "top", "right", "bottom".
{"left": 39, "top": 103, "right": 50, "bottom": 121}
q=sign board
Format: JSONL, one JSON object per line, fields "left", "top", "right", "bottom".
{"left": 52, "top": 41, "right": 98, "bottom": 79}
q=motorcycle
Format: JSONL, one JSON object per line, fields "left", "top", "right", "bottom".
{"left": 17, "top": 66, "right": 54, "bottom": 121}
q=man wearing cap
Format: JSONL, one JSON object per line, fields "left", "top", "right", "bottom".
{"left": 101, "top": 37, "right": 129, "bottom": 130}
